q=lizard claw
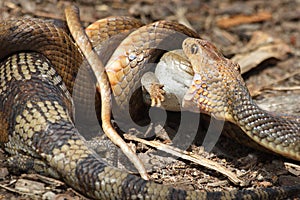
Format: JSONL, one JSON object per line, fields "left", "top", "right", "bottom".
{"left": 149, "top": 83, "right": 165, "bottom": 107}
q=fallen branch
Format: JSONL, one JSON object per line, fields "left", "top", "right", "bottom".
{"left": 124, "top": 134, "right": 247, "bottom": 186}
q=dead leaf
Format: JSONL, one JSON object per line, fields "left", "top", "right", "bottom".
{"left": 217, "top": 11, "right": 272, "bottom": 29}
{"left": 259, "top": 181, "right": 273, "bottom": 187}
{"left": 231, "top": 31, "right": 291, "bottom": 74}
{"left": 15, "top": 179, "right": 45, "bottom": 194}
{"left": 0, "top": 168, "right": 9, "bottom": 179}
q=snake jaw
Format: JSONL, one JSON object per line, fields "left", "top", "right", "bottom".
{"left": 182, "top": 72, "right": 234, "bottom": 122}
{"left": 182, "top": 38, "right": 241, "bottom": 122}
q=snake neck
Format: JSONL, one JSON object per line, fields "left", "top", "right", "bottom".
{"left": 229, "top": 84, "right": 300, "bottom": 160}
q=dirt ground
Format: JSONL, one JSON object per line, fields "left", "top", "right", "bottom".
{"left": 0, "top": 0, "right": 299, "bottom": 199}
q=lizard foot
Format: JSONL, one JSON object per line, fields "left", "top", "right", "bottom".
{"left": 149, "top": 83, "right": 165, "bottom": 107}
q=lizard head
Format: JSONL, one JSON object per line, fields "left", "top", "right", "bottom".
{"left": 182, "top": 38, "right": 246, "bottom": 122}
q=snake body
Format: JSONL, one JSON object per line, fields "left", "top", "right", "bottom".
{"left": 0, "top": 8, "right": 299, "bottom": 200}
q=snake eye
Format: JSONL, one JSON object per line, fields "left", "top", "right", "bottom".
{"left": 191, "top": 44, "right": 198, "bottom": 54}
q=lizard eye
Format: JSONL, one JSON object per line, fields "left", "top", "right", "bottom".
{"left": 191, "top": 44, "right": 198, "bottom": 54}
{"left": 234, "top": 63, "right": 241, "bottom": 73}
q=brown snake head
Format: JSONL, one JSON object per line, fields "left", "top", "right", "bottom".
{"left": 182, "top": 38, "right": 300, "bottom": 161}
{"left": 182, "top": 38, "right": 247, "bottom": 123}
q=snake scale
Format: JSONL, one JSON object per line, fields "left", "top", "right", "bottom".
{"left": 0, "top": 5, "right": 299, "bottom": 200}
